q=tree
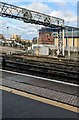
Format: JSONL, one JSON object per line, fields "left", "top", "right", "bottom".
{"left": 32, "top": 37, "right": 37, "bottom": 44}
{"left": 21, "top": 41, "right": 26, "bottom": 45}
{"left": 26, "top": 41, "right": 32, "bottom": 47}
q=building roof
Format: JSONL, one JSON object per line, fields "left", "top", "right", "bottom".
{"left": 64, "top": 31, "right": 79, "bottom": 38}
{"left": 39, "top": 27, "right": 79, "bottom": 38}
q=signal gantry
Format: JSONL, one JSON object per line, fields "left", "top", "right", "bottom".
{"left": 0, "top": 1, "right": 65, "bottom": 56}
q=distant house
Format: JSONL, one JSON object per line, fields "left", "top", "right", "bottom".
{"left": 0, "top": 34, "right": 5, "bottom": 39}
{"left": 11, "top": 34, "right": 21, "bottom": 41}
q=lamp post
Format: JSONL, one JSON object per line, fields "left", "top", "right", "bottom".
{"left": 7, "top": 26, "right": 9, "bottom": 38}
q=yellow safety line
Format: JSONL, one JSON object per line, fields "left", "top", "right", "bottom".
{"left": 0, "top": 85, "right": 79, "bottom": 113}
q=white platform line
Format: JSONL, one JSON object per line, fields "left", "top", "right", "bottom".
{"left": 0, "top": 69, "right": 79, "bottom": 87}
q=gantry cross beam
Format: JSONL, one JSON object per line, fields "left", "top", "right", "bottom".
{"left": 0, "top": 1, "right": 65, "bottom": 56}
{"left": 0, "top": 2, "right": 64, "bottom": 27}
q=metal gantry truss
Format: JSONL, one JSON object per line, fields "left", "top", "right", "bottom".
{"left": 0, "top": 1, "right": 65, "bottom": 56}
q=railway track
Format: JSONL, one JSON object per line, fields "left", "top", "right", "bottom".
{"left": 12, "top": 54, "right": 79, "bottom": 64}
{"left": 5, "top": 54, "right": 79, "bottom": 68}
{"left": 2, "top": 55, "right": 79, "bottom": 84}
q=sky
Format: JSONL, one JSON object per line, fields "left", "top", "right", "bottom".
{"left": 0, "top": 0, "right": 78, "bottom": 40}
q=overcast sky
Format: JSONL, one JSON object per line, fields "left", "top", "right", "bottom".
{"left": 0, "top": 0, "right": 78, "bottom": 39}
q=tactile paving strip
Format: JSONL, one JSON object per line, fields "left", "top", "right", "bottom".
{"left": 1, "top": 78, "right": 79, "bottom": 107}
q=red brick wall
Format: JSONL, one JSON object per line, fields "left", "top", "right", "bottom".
{"left": 39, "top": 31, "right": 54, "bottom": 44}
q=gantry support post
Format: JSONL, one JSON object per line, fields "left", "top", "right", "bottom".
{"left": 72, "top": 28, "right": 74, "bottom": 47}
{"left": 57, "top": 27, "right": 64, "bottom": 56}
{"left": 62, "top": 28, "right": 65, "bottom": 56}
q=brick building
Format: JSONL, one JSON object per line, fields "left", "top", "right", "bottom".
{"left": 38, "top": 27, "right": 79, "bottom": 51}
{"left": 38, "top": 27, "right": 54, "bottom": 44}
